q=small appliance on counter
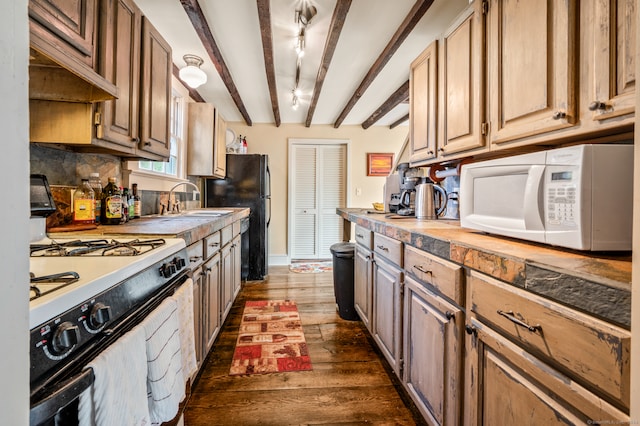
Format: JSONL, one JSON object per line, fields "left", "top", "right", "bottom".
{"left": 415, "top": 182, "right": 447, "bottom": 220}
{"left": 29, "top": 174, "right": 57, "bottom": 242}
{"left": 396, "top": 163, "right": 425, "bottom": 216}
{"left": 460, "top": 143, "right": 633, "bottom": 251}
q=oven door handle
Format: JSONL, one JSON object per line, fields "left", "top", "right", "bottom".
{"left": 30, "top": 367, "right": 94, "bottom": 425}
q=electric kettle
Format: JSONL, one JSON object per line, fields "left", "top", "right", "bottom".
{"left": 415, "top": 183, "right": 447, "bottom": 219}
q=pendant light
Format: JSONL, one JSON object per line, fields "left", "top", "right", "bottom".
{"left": 179, "top": 54, "right": 207, "bottom": 89}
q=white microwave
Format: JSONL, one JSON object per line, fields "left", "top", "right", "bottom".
{"left": 460, "top": 144, "right": 633, "bottom": 251}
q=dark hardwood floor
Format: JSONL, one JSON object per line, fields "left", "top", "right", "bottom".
{"left": 183, "top": 265, "right": 424, "bottom": 425}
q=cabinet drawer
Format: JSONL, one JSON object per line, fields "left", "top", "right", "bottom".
{"left": 404, "top": 245, "right": 464, "bottom": 305}
{"left": 232, "top": 219, "right": 241, "bottom": 236}
{"left": 373, "top": 233, "right": 402, "bottom": 267}
{"left": 221, "top": 224, "right": 233, "bottom": 246}
{"left": 204, "top": 232, "right": 221, "bottom": 258}
{"left": 186, "top": 240, "right": 204, "bottom": 270}
{"left": 468, "top": 271, "right": 631, "bottom": 410}
{"left": 354, "top": 225, "right": 372, "bottom": 249}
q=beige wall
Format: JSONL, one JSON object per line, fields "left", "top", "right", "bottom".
{"left": 227, "top": 122, "right": 407, "bottom": 263}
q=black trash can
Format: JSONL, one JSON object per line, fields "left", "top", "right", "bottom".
{"left": 329, "top": 242, "right": 359, "bottom": 321}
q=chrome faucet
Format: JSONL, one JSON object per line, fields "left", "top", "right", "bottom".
{"left": 165, "top": 181, "right": 201, "bottom": 214}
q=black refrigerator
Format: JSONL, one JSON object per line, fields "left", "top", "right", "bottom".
{"left": 205, "top": 154, "right": 270, "bottom": 280}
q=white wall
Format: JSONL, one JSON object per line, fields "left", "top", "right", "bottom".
{"left": 227, "top": 123, "right": 407, "bottom": 262}
{"left": 2, "top": 0, "right": 30, "bottom": 423}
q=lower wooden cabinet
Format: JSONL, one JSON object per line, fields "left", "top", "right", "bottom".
{"left": 403, "top": 276, "right": 463, "bottom": 426}
{"left": 203, "top": 252, "right": 221, "bottom": 353}
{"left": 372, "top": 255, "right": 403, "bottom": 377}
{"left": 354, "top": 244, "right": 373, "bottom": 331}
{"left": 220, "top": 241, "right": 233, "bottom": 321}
{"left": 191, "top": 266, "right": 204, "bottom": 372}
{"left": 231, "top": 233, "right": 242, "bottom": 298}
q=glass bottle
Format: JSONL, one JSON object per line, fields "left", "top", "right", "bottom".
{"left": 121, "top": 188, "right": 130, "bottom": 223}
{"left": 88, "top": 172, "right": 102, "bottom": 224}
{"left": 132, "top": 183, "right": 142, "bottom": 218}
{"left": 73, "top": 179, "right": 95, "bottom": 225}
{"left": 101, "top": 177, "right": 122, "bottom": 225}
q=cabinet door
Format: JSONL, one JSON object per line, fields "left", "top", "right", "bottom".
{"left": 404, "top": 276, "right": 463, "bottom": 426}
{"left": 220, "top": 242, "right": 234, "bottom": 322}
{"left": 139, "top": 17, "right": 171, "bottom": 160}
{"left": 96, "top": 0, "right": 141, "bottom": 152}
{"left": 192, "top": 266, "right": 204, "bottom": 372}
{"left": 214, "top": 110, "right": 227, "bottom": 178}
{"left": 232, "top": 234, "right": 242, "bottom": 298}
{"left": 410, "top": 41, "right": 438, "bottom": 164}
{"left": 372, "top": 256, "right": 403, "bottom": 376}
{"left": 204, "top": 253, "right": 221, "bottom": 353}
{"left": 464, "top": 317, "right": 628, "bottom": 425}
{"left": 439, "top": 2, "right": 486, "bottom": 158}
{"left": 29, "top": 0, "right": 97, "bottom": 67}
{"left": 354, "top": 245, "right": 373, "bottom": 331}
{"left": 590, "top": 0, "right": 636, "bottom": 123}
{"left": 488, "top": 0, "right": 578, "bottom": 147}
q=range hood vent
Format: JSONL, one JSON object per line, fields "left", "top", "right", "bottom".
{"left": 29, "top": 32, "right": 118, "bottom": 103}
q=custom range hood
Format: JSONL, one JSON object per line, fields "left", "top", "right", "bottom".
{"left": 29, "top": 31, "right": 117, "bottom": 103}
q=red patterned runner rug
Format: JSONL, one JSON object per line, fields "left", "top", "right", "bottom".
{"left": 229, "top": 300, "right": 312, "bottom": 375}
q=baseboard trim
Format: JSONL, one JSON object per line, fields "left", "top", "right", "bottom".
{"left": 269, "top": 254, "right": 290, "bottom": 266}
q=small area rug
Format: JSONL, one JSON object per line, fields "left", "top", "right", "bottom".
{"left": 289, "top": 261, "right": 333, "bottom": 273}
{"left": 229, "top": 300, "right": 312, "bottom": 375}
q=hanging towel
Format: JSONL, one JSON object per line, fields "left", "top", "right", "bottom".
{"left": 172, "top": 278, "right": 198, "bottom": 380}
{"left": 143, "top": 297, "right": 185, "bottom": 424}
{"left": 78, "top": 325, "right": 150, "bottom": 426}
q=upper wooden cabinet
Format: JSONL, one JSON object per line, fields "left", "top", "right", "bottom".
{"left": 488, "top": 0, "right": 578, "bottom": 148}
{"left": 29, "top": 0, "right": 172, "bottom": 161}
{"left": 589, "top": 0, "right": 636, "bottom": 125}
{"left": 29, "top": 0, "right": 97, "bottom": 67}
{"left": 187, "top": 103, "right": 227, "bottom": 178}
{"left": 409, "top": 41, "right": 438, "bottom": 164}
{"left": 439, "top": 2, "right": 487, "bottom": 158}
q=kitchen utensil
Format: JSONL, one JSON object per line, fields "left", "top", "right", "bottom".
{"left": 415, "top": 183, "right": 447, "bottom": 219}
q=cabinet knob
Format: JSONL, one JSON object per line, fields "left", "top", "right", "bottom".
{"left": 588, "top": 101, "right": 608, "bottom": 111}
{"left": 143, "top": 141, "right": 151, "bottom": 146}
{"left": 131, "top": 137, "right": 140, "bottom": 143}
{"left": 552, "top": 111, "right": 567, "bottom": 120}
{"left": 438, "top": 148, "right": 444, "bottom": 153}
{"left": 465, "top": 324, "right": 477, "bottom": 336}
{"left": 427, "top": 150, "right": 434, "bottom": 156}
{"left": 445, "top": 311, "right": 454, "bottom": 321}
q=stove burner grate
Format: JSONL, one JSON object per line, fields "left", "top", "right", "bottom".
{"left": 30, "top": 238, "right": 167, "bottom": 257}
{"left": 30, "top": 271, "right": 80, "bottom": 300}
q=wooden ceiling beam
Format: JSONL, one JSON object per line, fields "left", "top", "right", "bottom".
{"left": 361, "top": 80, "right": 409, "bottom": 129}
{"left": 389, "top": 113, "right": 409, "bottom": 129}
{"left": 257, "top": 0, "right": 280, "bottom": 127}
{"left": 305, "top": 0, "right": 352, "bottom": 127}
{"left": 172, "top": 64, "right": 206, "bottom": 103}
{"left": 333, "top": 0, "right": 434, "bottom": 128}
{"left": 180, "top": 0, "right": 252, "bottom": 125}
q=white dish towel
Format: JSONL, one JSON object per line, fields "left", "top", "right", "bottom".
{"left": 78, "top": 324, "right": 150, "bottom": 426}
{"left": 143, "top": 297, "right": 185, "bottom": 424}
{"left": 172, "top": 278, "right": 198, "bottom": 380}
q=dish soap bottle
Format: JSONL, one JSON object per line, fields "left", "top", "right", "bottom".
{"left": 101, "top": 177, "right": 122, "bottom": 225}
{"left": 73, "top": 179, "right": 95, "bottom": 225}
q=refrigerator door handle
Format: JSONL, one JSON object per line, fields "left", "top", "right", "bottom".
{"left": 265, "top": 165, "right": 271, "bottom": 197}
{"left": 266, "top": 196, "right": 271, "bottom": 227}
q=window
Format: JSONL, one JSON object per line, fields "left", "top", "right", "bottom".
{"left": 138, "top": 94, "right": 182, "bottom": 176}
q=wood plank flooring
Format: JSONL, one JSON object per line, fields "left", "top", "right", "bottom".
{"left": 183, "top": 265, "right": 425, "bottom": 425}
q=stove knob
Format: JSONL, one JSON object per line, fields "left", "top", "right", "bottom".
{"left": 51, "top": 322, "right": 80, "bottom": 355}
{"left": 90, "top": 303, "right": 112, "bottom": 329}
{"left": 168, "top": 263, "right": 177, "bottom": 275}
{"left": 173, "top": 257, "right": 186, "bottom": 270}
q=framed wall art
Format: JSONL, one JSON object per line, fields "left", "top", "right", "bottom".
{"left": 367, "top": 153, "right": 394, "bottom": 176}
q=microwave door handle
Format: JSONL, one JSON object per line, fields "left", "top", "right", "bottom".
{"left": 523, "top": 165, "right": 546, "bottom": 231}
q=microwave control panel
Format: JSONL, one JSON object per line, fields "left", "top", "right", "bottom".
{"left": 545, "top": 165, "right": 579, "bottom": 228}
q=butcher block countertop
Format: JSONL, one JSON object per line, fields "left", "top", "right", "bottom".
{"left": 337, "top": 208, "right": 631, "bottom": 329}
{"left": 47, "top": 208, "right": 250, "bottom": 246}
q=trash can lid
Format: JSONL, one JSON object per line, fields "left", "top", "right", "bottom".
{"left": 330, "top": 242, "right": 355, "bottom": 258}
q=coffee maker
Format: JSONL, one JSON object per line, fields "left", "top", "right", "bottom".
{"left": 396, "top": 163, "right": 424, "bottom": 216}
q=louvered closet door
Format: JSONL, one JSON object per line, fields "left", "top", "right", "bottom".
{"left": 290, "top": 143, "right": 346, "bottom": 260}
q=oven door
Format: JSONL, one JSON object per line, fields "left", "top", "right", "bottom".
{"left": 30, "top": 272, "right": 190, "bottom": 426}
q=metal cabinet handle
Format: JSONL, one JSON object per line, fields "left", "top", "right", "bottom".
{"left": 356, "top": 233, "right": 364, "bottom": 238}
{"left": 412, "top": 265, "right": 432, "bottom": 275}
{"left": 552, "top": 111, "right": 567, "bottom": 120}
{"left": 588, "top": 101, "right": 608, "bottom": 111}
{"left": 497, "top": 310, "right": 541, "bottom": 333}
{"left": 376, "top": 245, "right": 389, "bottom": 251}
{"left": 209, "top": 242, "right": 220, "bottom": 247}
{"left": 189, "top": 255, "right": 202, "bottom": 263}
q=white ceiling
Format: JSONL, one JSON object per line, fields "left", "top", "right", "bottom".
{"left": 135, "top": 0, "right": 468, "bottom": 127}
